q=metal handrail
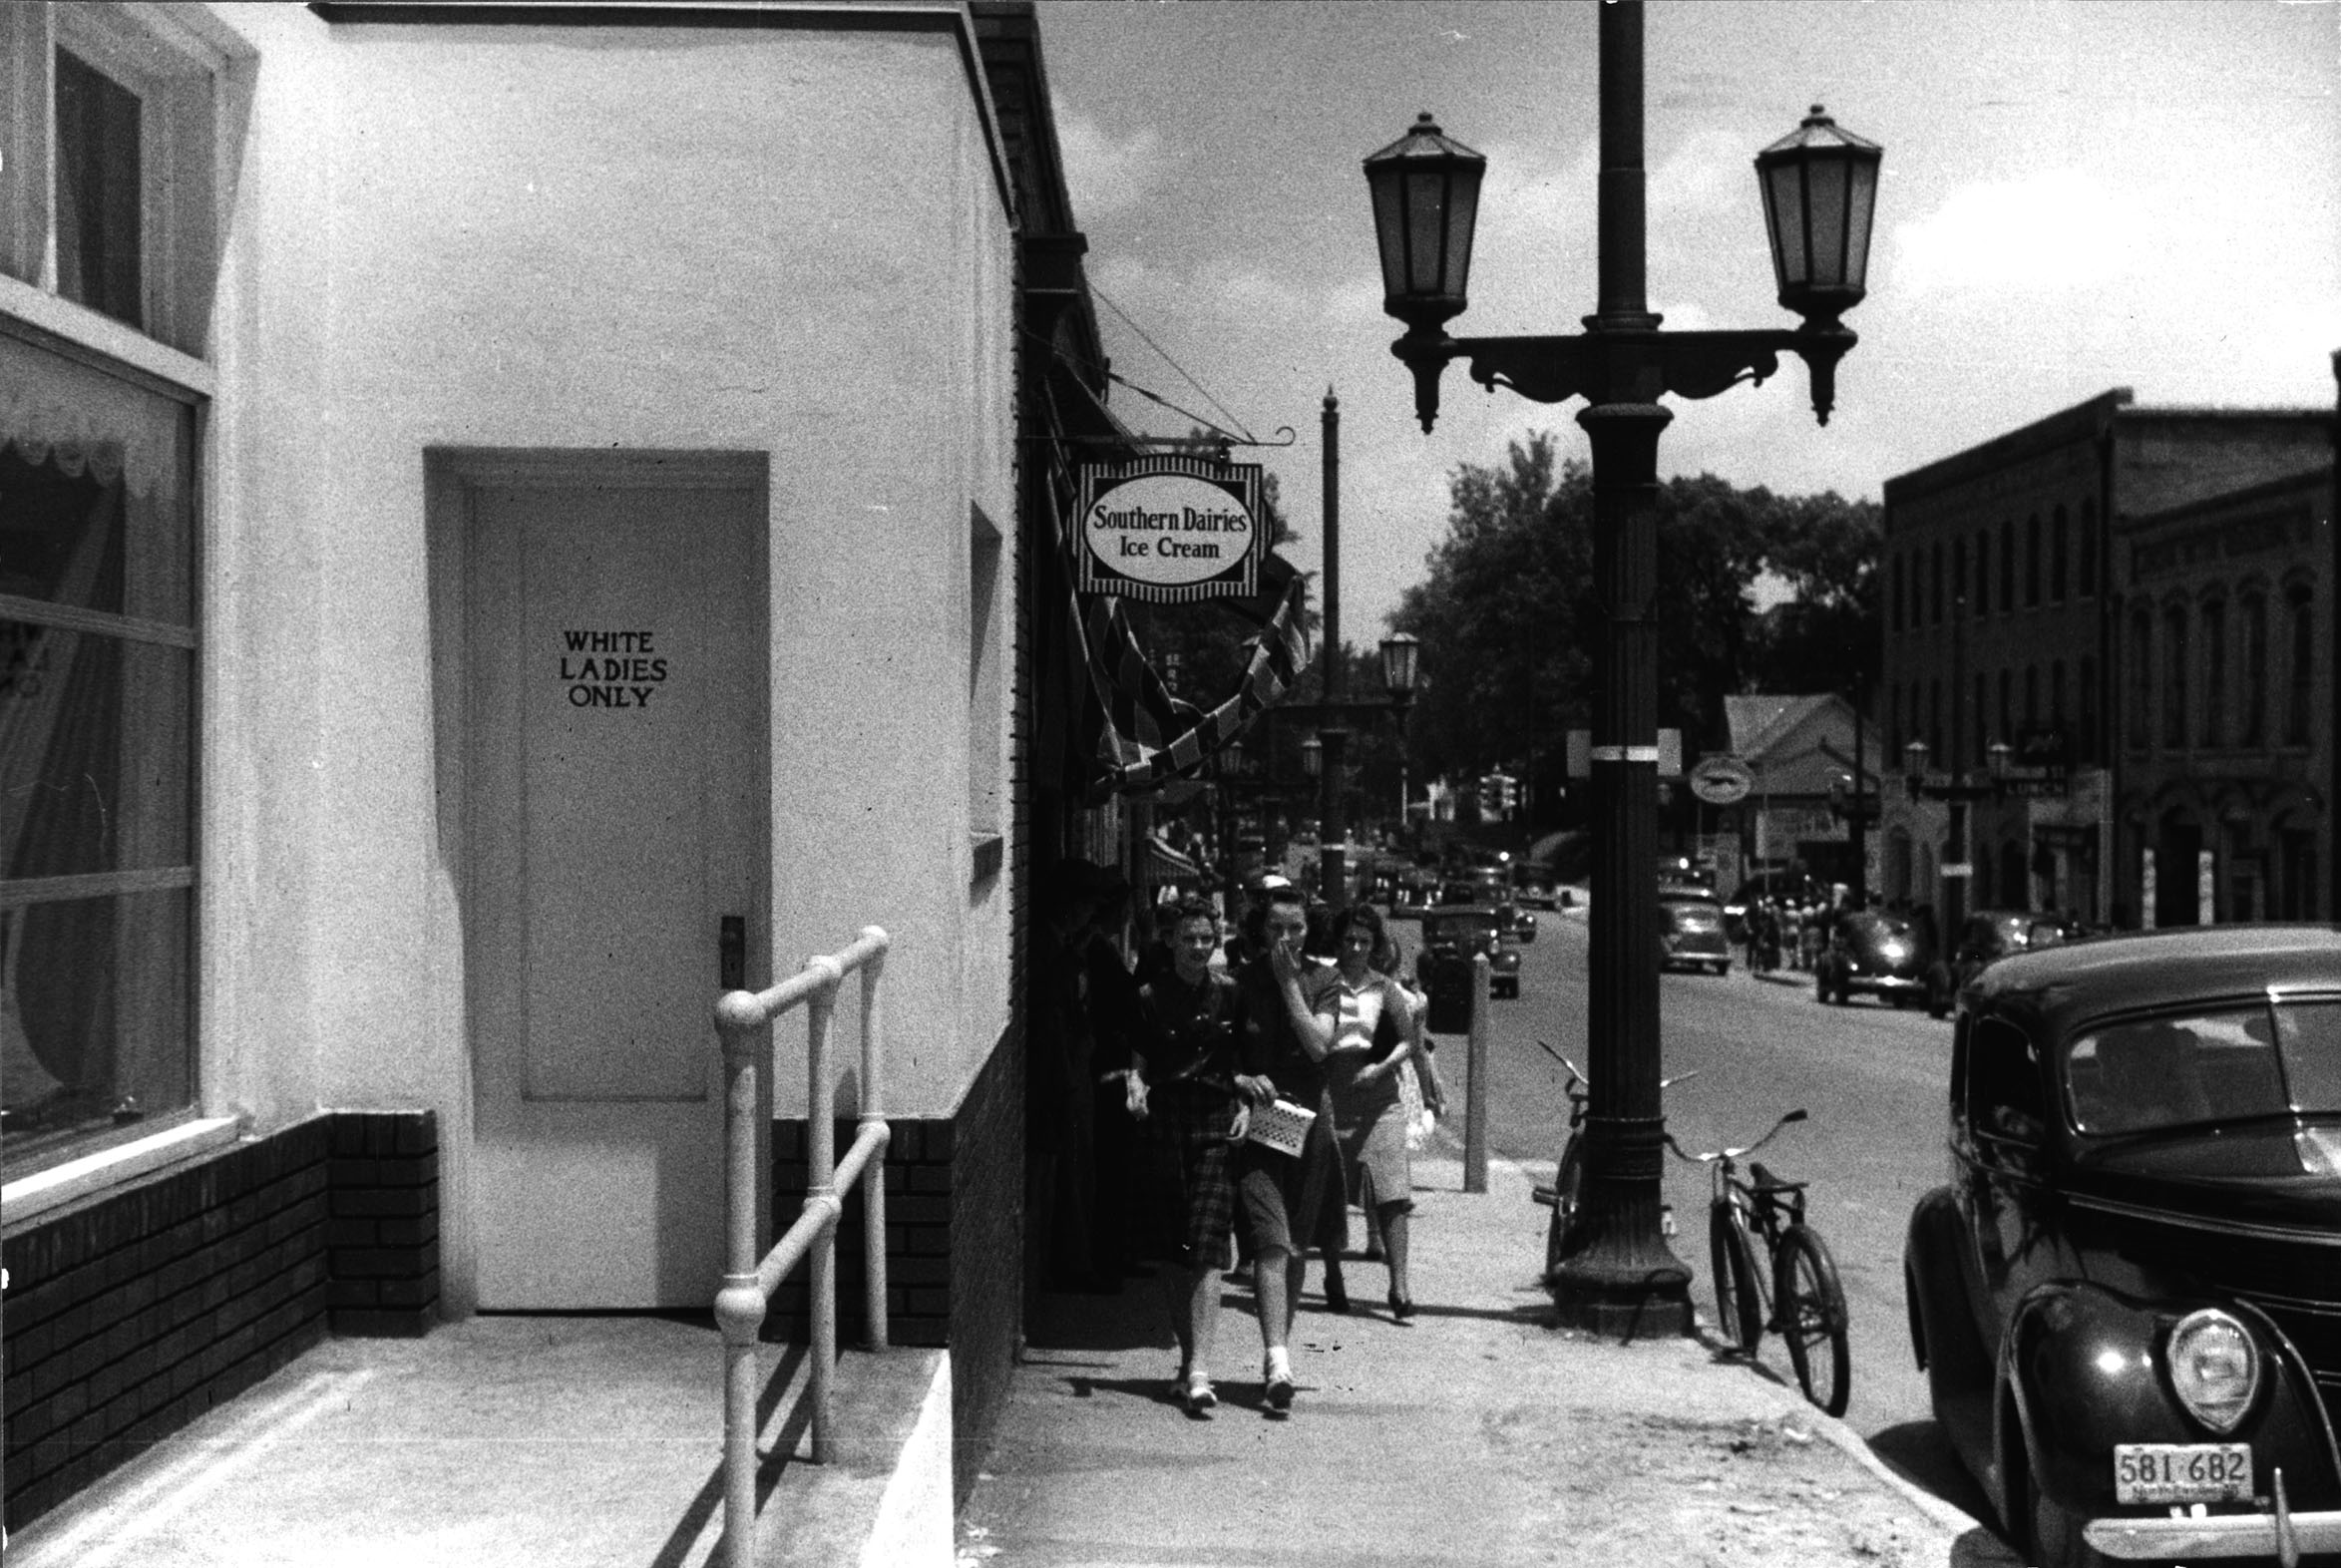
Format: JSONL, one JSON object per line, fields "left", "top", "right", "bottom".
{"left": 711, "top": 925, "right": 891, "bottom": 1568}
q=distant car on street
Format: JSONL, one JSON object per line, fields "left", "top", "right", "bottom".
{"left": 1812, "top": 910, "right": 1933, "bottom": 1006}
{"left": 1656, "top": 893, "right": 1731, "bottom": 976}
{"left": 1903, "top": 927, "right": 2341, "bottom": 1568}
{"left": 1926, "top": 908, "right": 2091, "bottom": 1017}
{"left": 1420, "top": 909, "right": 1521, "bottom": 999}
{"left": 1496, "top": 899, "right": 1538, "bottom": 944}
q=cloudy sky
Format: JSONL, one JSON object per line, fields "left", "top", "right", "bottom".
{"left": 1036, "top": 0, "right": 2338, "bottom": 643}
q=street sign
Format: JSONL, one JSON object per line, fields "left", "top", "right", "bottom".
{"left": 1688, "top": 755, "right": 1754, "bottom": 806}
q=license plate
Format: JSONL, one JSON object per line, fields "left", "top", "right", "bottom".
{"left": 2112, "top": 1442, "right": 2251, "bottom": 1505}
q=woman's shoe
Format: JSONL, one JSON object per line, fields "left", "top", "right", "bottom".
{"left": 1322, "top": 1274, "right": 1350, "bottom": 1314}
{"left": 1182, "top": 1372, "right": 1218, "bottom": 1415}
{"left": 1264, "top": 1360, "right": 1295, "bottom": 1411}
{"left": 1387, "top": 1290, "right": 1416, "bottom": 1322}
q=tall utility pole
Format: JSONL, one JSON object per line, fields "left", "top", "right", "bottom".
{"left": 1319, "top": 388, "right": 1351, "bottom": 909}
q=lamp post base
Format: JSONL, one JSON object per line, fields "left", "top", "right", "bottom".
{"left": 1546, "top": 1174, "right": 1695, "bottom": 1340}
{"left": 1547, "top": 1248, "right": 1695, "bottom": 1340}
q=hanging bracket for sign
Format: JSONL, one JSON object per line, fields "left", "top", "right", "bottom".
{"left": 1075, "top": 455, "right": 1263, "bottom": 602}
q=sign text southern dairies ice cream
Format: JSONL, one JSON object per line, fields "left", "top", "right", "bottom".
{"left": 1076, "top": 456, "right": 1263, "bottom": 602}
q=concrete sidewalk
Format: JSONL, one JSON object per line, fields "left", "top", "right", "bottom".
{"left": 959, "top": 1151, "right": 2021, "bottom": 1568}
{"left": 5, "top": 1312, "right": 953, "bottom": 1567}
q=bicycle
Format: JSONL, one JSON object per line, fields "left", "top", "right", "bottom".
{"left": 1669, "top": 1107, "right": 1852, "bottom": 1416}
{"left": 1530, "top": 1040, "right": 1697, "bottom": 1280}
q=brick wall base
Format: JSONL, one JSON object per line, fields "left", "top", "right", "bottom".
{"left": 3, "top": 1111, "right": 440, "bottom": 1531}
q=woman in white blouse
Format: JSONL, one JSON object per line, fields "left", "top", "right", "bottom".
{"left": 1303, "top": 903, "right": 1420, "bottom": 1320}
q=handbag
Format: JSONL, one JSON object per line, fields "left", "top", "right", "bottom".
{"left": 1245, "top": 1097, "right": 1318, "bottom": 1157}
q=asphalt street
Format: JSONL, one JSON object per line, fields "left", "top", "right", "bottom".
{"left": 1399, "top": 903, "right": 2004, "bottom": 1534}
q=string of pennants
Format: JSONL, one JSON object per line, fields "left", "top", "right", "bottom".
{"left": 1079, "top": 574, "right": 1308, "bottom": 803}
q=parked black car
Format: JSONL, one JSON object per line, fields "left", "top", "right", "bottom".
{"left": 1496, "top": 899, "right": 1538, "bottom": 944}
{"left": 1421, "top": 909, "right": 1522, "bottom": 998}
{"left": 1926, "top": 908, "right": 2092, "bottom": 1017}
{"left": 1902, "top": 928, "right": 2341, "bottom": 1567}
{"left": 1813, "top": 910, "right": 1933, "bottom": 1006}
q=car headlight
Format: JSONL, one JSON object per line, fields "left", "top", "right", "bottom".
{"left": 2165, "top": 1309, "right": 2260, "bottom": 1433}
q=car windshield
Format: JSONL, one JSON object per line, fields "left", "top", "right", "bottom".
{"left": 1432, "top": 916, "right": 1498, "bottom": 941}
{"left": 1664, "top": 902, "right": 1723, "bottom": 932}
{"left": 1849, "top": 913, "right": 1915, "bottom": 943}
{"left": 2065, "top": 999, "right": 2341, "bottom": 1135}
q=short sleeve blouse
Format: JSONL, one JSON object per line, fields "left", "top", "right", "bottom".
{"left": 1318, "top": 972, "right": 1395, "bottom": 1056}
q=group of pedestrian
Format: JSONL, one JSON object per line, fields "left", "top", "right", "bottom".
{"left": 1042, "top": 859, "right": 1441, "bottom": 1417}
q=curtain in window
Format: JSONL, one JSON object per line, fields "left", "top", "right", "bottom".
{"left": 2, "top": 333, "right": 193, "bottom": 1149}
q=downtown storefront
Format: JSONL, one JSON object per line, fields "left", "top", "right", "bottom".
{"left": 2, "top": 0, "right": 1065, "bottom": 1526}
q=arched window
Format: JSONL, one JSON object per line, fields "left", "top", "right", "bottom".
{"left": 2163, "top": 604, "right": 2189, "bottom": 749}
{"left": 1932, "top": 541, "right": 1945, "bottom": 624}
{"left": 2078, "top": 499, "right": 2099, "bottom": 595}
{"left": 2130, "top": 610, "right": 2153, "bottom": 750}
{"left": 2000, "top": 518, "right": 2016, "bottom": 606}
{"left": 2026, "top": 514, "right": 2043, "bottom": 606}
{"left": 2286, "top": 587, "right": 2314, "bottom": 745}
{"left": 2052, "top": 658, "right": 2067, "bottom": 729}
{"left": 1997, "top": 669, "right": 2013, "bottom": 750}
{"left": 2051, "top": 505, "right": 2069, "bottom": 601}
{"left": 1953, "top": 538, "right": 1968, "bottom": 617}
{"left": 2079, "top": 655, "right": 2099, "bottom": 762}
{"left": 2199, "top": 597, "right": 2225, "bottom": 748}
{"left": 1974, "top": 530, "right": 1991, "bottom": 614}
{"left": 2025, "top": 664, "right": 2040, "bottom": 729}
{"left": 2242, "top": 594, "right": 2268, "bottom": 747}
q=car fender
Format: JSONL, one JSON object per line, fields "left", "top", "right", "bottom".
{"left": 2000, "top": 1280, "right": 2341, "bottom": 1515}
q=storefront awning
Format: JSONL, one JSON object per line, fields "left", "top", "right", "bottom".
{"left": 1143, "top": 830, "right": 1204, "bottom": 886}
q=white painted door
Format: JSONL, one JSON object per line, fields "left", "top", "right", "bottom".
{"left": 466, "top": 469, "right": 763, "bottom": 1308}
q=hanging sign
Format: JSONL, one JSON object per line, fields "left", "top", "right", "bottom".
{"left": 1076, "top": 455, "right": 1262, "bottom": 602}
{"left": 1689, "top": 755, "right": 1755, "bottom": 806}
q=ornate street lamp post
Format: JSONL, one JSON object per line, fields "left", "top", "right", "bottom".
{"left": 1363, "top": 1, "right": 1881, "bottom": 1337}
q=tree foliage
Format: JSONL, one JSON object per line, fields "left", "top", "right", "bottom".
{"left": 1390, "top": 432, "right": 1881, "bottom": 818}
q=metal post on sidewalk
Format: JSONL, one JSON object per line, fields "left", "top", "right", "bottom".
{"left": 1464, "top": 953, "right": 1490, "bottom": 1193}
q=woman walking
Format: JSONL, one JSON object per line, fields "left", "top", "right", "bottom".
{"left": 1304, "top": 904, "right": 1420, "bottom": 1321}
{"left": 1128, "top": 896, "right": 1249, "bottom": 1413}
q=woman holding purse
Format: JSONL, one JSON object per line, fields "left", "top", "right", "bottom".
{"left": 1303, "top": 903, "right": 1420, "bottom": 1321}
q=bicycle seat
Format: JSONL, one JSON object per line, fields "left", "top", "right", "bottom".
{"left": 1748, "top": 1160, "right": 1805, "bottom": 1194}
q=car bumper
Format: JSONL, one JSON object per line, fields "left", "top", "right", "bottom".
{"left": 2085, "top": 1487, "right": 2341, "bottom": 1562}
{"left": 1846, "top": 973, "right": 1924, "bottom": 995}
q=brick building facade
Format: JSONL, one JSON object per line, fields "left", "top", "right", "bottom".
{"left": 1879, "top": 389, "right": 2330, "bottom": 930}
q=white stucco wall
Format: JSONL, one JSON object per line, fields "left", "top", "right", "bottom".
{"left": 194, "top": 4, "right": 1016, "bottom": 1182}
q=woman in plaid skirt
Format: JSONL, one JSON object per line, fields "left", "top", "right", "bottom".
{"left": 1128, "top": 896, "right": 1249, "bottom": 1415}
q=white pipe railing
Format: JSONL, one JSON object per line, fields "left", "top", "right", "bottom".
{"left": 711, "top": 925, "right": 891, "bottom": 1568}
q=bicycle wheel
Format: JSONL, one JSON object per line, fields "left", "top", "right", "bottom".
{"left": 1709, "top": 1202, "right": 1763, "bottom": 1352}
{"left": 1544, "top": 1138, "right": 1584, "bottom": 1279}
{"left": 1776, "top": 1224, "right": 1852, "bottom": 1416}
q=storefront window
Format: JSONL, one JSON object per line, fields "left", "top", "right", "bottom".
{"left": 1, "top": 329, "right": 197, "bottom": 1170}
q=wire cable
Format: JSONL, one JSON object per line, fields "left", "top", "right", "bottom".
{"left": 1090, "top": 281, "right": 1256, "bottom": 442}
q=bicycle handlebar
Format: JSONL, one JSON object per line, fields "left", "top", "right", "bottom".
{"left": 1666, "top": 1106, "right": 1807, "bottom": 1166}
{"left": 1537, "top": 1040, "right": 1700, "bottom": 1097}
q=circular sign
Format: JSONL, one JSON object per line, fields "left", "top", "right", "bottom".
{"left": 1082, "top": 474, "right": 1257, "bottom": 588}
{"left": 1688, "top": 755, "right": 1755, "bottom": 806}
